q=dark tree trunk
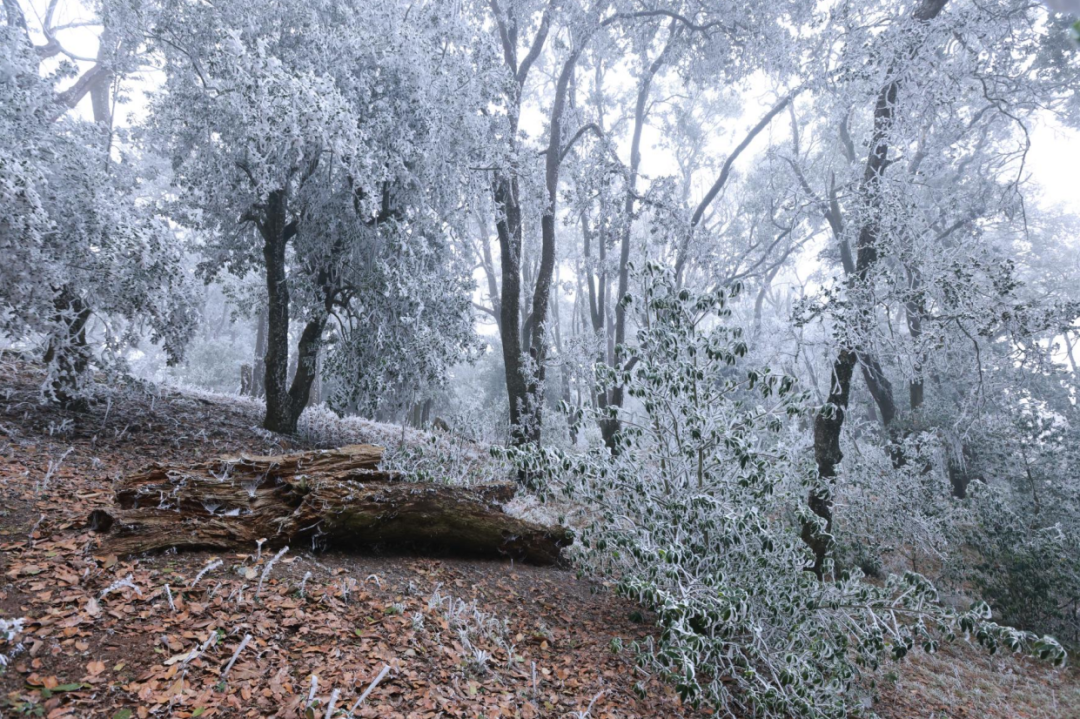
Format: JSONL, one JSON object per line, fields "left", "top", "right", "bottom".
{"left": 794, "top": 106, "right": 902, "bottom": 434}
{"left": 307, "top": 348, "right": 321, "bottom": 407}
{"left": 92, "top": 445, "right": 571, "bottom": 565}
{"left": 803, "top": 0, "right": 950, "bottom": 575}
{"left": 260, "top": 190, "right": 296, "bottom": 434}
{"left": 804, "top": 349, "right": 856, "bottom": 576}
{"left": 493, "top": 173, "right": 530, "bottom": 445}
{"left": 286, "top": 313, "right": 326, "bottom": 419}
{"left": 487, "top": 1, "right": 553, "bottom": 452}
{"left": 42, "top": 289, "right": 93, "bottom": 411}
{"left": 858, "top": 354, "right": 897, "bottom": 428}
{"left": 523, "top": 47, "right": 589, "bottom": 447}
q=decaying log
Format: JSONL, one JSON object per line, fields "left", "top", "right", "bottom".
{"left": 93, "top": 444, "right": 570, "bottom": 565}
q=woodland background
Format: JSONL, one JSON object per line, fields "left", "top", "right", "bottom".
{"left": 3, "top": 0, "right": 1080, "bottom": 716}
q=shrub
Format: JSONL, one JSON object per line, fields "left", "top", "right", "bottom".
{"left": 958, "top": 482, "right": 1080, "bottom": 647}
{"left": 501, "top": 264, "right": 1065, "bottom": 718}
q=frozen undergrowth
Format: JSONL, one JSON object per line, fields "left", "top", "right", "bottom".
{"left": 501, "top": 269, "right": 1068, "bottom": 719}
{"left": 0, "top": 617, "right": 26, "bottom": 669}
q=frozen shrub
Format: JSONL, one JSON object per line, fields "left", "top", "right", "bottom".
{"left": 502, "top": 265, "right": 1065, "bottom": 718}
{"left": 0, "top": 617, "right": 26, "bottom": 669}
{"left": 382, "top": 429, "right": 511, "bottom": 487}
{"left": 956, "top": 482, "right": 1080, "bottom": 646}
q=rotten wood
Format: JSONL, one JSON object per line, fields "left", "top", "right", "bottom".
{"left": 93, "top": 444, "right": 571, "bottom": 565}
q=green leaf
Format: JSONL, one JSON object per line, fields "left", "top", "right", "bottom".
{"left": 112, "top": 710, "right": 133, "bottom": 719}
{"left": 192, "top": 708, "right": 206, "bottom": 717}
{"left": 52, "top": 683, "right": 84, "bottom": 692}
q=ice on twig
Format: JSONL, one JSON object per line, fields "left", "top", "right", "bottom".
{"left": 346, "top": 664, "right": 392, "bottom": 717}
{"left": 221, "top": 633, "right": 251, "bottom": 680}
{"left": 164, "top": 584, "right": 176, "bottom": 612}
{"left": 190, "top": 558, "right": 223, "bottom": 589}
{"left": 101, "top": 574, "right": 142, "bottom": 599}
{"left": 257, "top": 546, "right": 288, "bottom": 596}
{"left": 323, "top": 688, "right": 340, "bottom": 719}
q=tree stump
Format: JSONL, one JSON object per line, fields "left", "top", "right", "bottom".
{"left": 239, "top": 363, "right": 253, "bottom": 396}
{"left": 92, "top": 444, "right": 570, "bottom": 565}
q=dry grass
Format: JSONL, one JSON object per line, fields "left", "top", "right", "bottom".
{"left": 873, "top": 640, "right": 1080, "bottom": 718}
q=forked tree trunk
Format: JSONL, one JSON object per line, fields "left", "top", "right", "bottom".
{"left": 91, "top": 445, "right": 571, "bottom": 565}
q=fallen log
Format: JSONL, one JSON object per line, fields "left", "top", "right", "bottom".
{"left": 92, "top": 444, "right": 570, "bottom": 565}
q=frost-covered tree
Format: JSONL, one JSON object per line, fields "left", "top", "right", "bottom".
{"left": 779, "top": 0, "right": 1080, "bottom": 572}
{"left": 0, "top": 1, "right": 197, "bottom": 407}
{"left": 151, "top": 0, "right": 489, "bottom": 433}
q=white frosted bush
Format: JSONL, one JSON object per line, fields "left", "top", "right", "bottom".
{"left": 503, "top": 266, "right": 1065, "bottom": 718}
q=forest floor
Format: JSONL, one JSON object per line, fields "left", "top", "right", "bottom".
{"left": 1, "top": 358, "right": 1078, "bottom": 719}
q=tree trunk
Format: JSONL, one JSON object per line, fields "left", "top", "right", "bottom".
{"left": 600, "top": 34, "right": 676, "bottom": 450}
{"left": 804, "top": 0, "right": 950, "bottom": 575}
{"left": 91, "top": 445, "right": 571, "bottom": 565}
{"left": 252, "top": 305, "right": 268, "bottom": 398}
{"left": 261, "top": 190, "right": 295, "bottom": 434}
{"left": 287, "top": 313, "right": 326, "bottom": 418}
{"left": 487, "top": 2, "right": 553, "bottom": 451}
{"left": 524, "top": 47, "right": 588, "bottom": 446}
{"left": 493, "top": 173, "right": 530, "bottom": 445}
{"left": 42, "top": 289, "right": 93, "bottom": 411}
{"left": 804, "top": 349, "right": 856, "bottom": 576}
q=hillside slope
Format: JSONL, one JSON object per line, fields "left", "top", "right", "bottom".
{"left": 1, "top": 359, "right": 1077, "bottom": 718}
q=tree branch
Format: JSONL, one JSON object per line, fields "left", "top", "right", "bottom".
{"left": 690, "top": 91, "right": 799, "bottom": 227}
{"left": 516, "top": 0, "right": 554, "bottom": 85}
{"left": 558, "top": 122, "right": 605, "bottom": 163}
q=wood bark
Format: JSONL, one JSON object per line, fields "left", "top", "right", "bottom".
{"left": 487, "top": 0, "right": 552, "bottom": 448}
{"left": 92, "top": 444, "right": 572, "bottom": 565}
{"left": 805, "top": 0, "right": 950, "bottom": 576}
{"left": 494, "top": 172, "right": 529, "bottom": 444}
{"left": 524, "top": 46, "right": 586, "bottom": 446}
{"left": 260, "top": 190, "right": 295, "bottom": 433}
{"left": 258, "top": 186, "right": 328, "bottom": 435}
